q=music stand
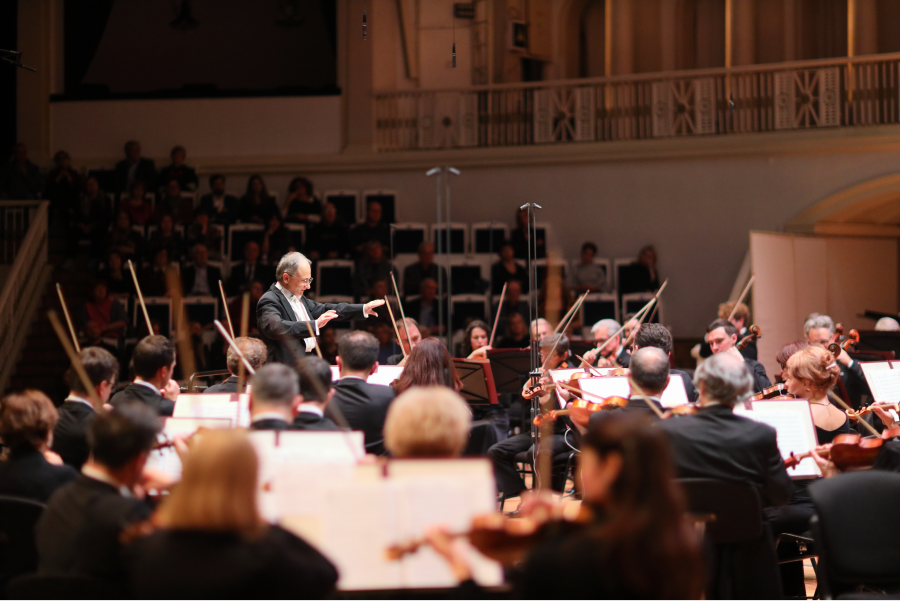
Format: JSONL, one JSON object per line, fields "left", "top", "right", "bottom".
{"left": 858, "top": 330, "right": 900, "bottom": 358}
{"left": 453, "top": 359, "right": 498, "bottom": 406}
{"left": 485, "top": 348, "right": 532, "bottom": 394}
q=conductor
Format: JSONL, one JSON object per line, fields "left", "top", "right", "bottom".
{"left": 258, "top": 252, "right": 384, "bottom": 365}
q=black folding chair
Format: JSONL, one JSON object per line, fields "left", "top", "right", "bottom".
{"left": 809, "top": 471, "right": 900, "bottom": 599}
{"left": 0, "top": 495, "right": 45, "bottom": 586}
{"left": 6, "top": 574, "right": 119, "bottom": 600}
{"left": 679, "top": 478, "right": 782, "bottom": 600}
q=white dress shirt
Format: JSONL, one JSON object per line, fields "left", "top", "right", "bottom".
{"left": 276, "top": 282, "right": 319, "bottom": 353}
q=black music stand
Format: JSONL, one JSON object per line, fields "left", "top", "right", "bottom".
{"left": 858, "top": 330, "right": 900, "bottom": 358}
{"left": 486, "top": 348, "right": 532, "bottom": 394}
{"left": 453, "top": 359, "right": 499, "bottom": 406}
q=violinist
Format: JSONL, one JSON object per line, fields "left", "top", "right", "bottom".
{"left": 425, "top": 412, "right": 704, "bottom": 599}
{"left": 804, "top": 314, "right": 869, "bottom": 409}
{"left": 633, "top": 323, "right": 698, "bottom": 402}
{"left": 486, "top": 334, "right": 573, "bottom": 505}
{"left": 706, "top": 318, "right": 771, "bottom": 393}
{"left": 581, "top": 319, "right": 631, "bottom": 368}
{"left": 658, "top": 352, "right": 792, "bottom": 599}
{"left": 698, "top": 302, "right": 757, "bottom": 361}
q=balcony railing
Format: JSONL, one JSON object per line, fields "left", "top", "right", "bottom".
{"left": 374, "top": 53, "right": 900, "bottom": 152}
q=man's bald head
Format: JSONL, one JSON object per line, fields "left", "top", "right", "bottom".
{"left": 629, "top": 346, "right": 670, "bottom": 397}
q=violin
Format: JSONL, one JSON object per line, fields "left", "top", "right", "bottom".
{"left": 829, "top": 325, "right": 860, "bottom": 352}
{"left": 386, "top": 501, "right": 592, "bottom": 565}
{"left": 831, "top": 323, "right": 845, "bottom": 345}
{"left": 533, "top": 397, "right": 629, "bottom": 428}
{"left": 736, "top": 324, "right": 761, "bottom": 350}
{"left": 750, "top": 383, "right": 797, "bottom": 401}
{"left": 785, "top": 427, "right": 900, "bottom": 472}
{"left": 842, "top": 329, "right": 860, "bottom": 351}
{"left": 661, "top": 402, "right": 702, "bottom": 419}
{"left": 847, "top": 402, "right": 900, "bottom": 422}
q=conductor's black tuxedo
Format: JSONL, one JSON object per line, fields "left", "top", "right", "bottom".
{"left": 110, "top": 382, "right": 175, "bottom": 417}
{"left": 329, "top": 377, "right": 395, "bottom": 454}
{"left": 257, "top": 283, "right": 365, "bottom": 365}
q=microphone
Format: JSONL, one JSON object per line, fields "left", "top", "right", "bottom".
{"left": 362, "top": 10, "right": 367, "bottom": 40}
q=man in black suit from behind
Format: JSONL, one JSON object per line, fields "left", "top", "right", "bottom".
{"left": 113, "top": 140, "right": 157, "bottom": 193}
{"left": 109, "top": 336, "right": 179, "bottom": 416}
{"left": 257, "top": 251, "right": 384, "bottom": 365}
{"left": 707, "top": 318, "right": 771, "bottom": 393}
{"left": 248, "top": 364, "right": 302, "bottom": 431}
{"left": 330, "top": 330, "right": 395, "bottom": 454}
{"left": 36, "top": 402, "right": 162, "bottom": 590}
{"left": 181, "top": 244, "right": 221, "bottom": 297}
{"left": 293, "top": 357, "right": 340, "bottom": 431}
{"left": 659, "top": 352, "right": 792, "bottom": 599}
{"left": 53, "top": 347, "right": 120, "bottom": 470}
{"left": 633, "top": 323, "right": 699, "bottom": 402}
{"left": 205, "top": 337, "right": 267, "bottom": 393}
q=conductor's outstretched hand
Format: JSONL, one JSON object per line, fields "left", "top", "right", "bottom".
{"left": 364, "top": 299, "right": 385, "bottom": 316}
{"left": 316, "top": 310, "right": 339, "bottom": 329}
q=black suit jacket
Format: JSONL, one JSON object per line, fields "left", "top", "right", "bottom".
{"left": 197, "top": 193, "right": 239, "bottom": 224}
{"left": 249, "top": 418, "right": 293, "bottom": 431}
{"left": 659, "top": 404, "right": 792, "bottom": 507}
{"left": 293, "top": 411, "right": 341, "bottom": 431}
{"left": 52, "top": 401, "right": 96, "bottom": 470}
{"left": 36, "top": 475, "right": 152, "bottom": 585}
{"left": 114, "top": 158, "right": 157, "bottom": 192}
{"left": 615, "top": 348, "right": 631, "bottom": 368}
{"left": 0, "top": 446, "right": 78, "bottom": 503}
{"left": 257, "top": 284, "right": 365, "bottom": 365}
{"left": 226, "top": 261, "right": 275, "bottom": 295}
{"left": 745, "top": 357, "right": 772, "bottom": 393}
{"left": 840, "top": 360, "right": 870, "bottom": 409}
{"left": 671, "top": 369, "right": 699, "bottom": 403}
{"left": 329, "top": 378, "right": 395, "bottom": 454}
{"left": 205, "top": 375, "right": 239, "bottom": 394}
{"left": 110, "top": 383, "right": 175, "bottom": 417}
{"left": 125, "top": 525, "right": 337, "bottom": 599}
{"left": 180, "top": 264, "right": 222, "bottom": 297}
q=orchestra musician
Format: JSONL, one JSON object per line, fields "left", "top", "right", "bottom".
{"left": 633, "top": 323, "right": 699, "bottom": 402}
{"left": 705, "top": 318, "right": 771, "bottom": 393}
{"left": 247, "top": 364, "right": 301, "bottom": 431}
{"left": 804, "top": 314, "right": 869, "bottom": 408}
{"left": 257, "top": 252, "right": 384, "bottom": 365}
{"left": 292, "top": 357, "right": 341, "bottom": 432}
{"left": 460, "top": 319, "right": 491, "bottom": 359}
{"left": 581, "top": 319, "right": 631, "bottom": 368}
{"left": 109, "top": 336, "right": 180, "bottom": 416}
{"left": 385, "top": 317, "right": 422, "bottom": 366}
{"left": 384, "top": 387, "right": 472, "bottom": 459}
{"left": 390, "top": 338, "right": 462, "bottom": 396}
{"left": 204, "top": 337, "right": 266, "bottom": 393}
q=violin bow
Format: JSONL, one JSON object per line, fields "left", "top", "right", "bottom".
{"left": 218, "top": 280, "right": 235, "bottom": 339}
{"left": 574, "top": 355, "right": 605, "bottom": 376}
{"left": 827, "top": 390, "right": 880, "bottom": 437}
{"left": 727, "top": 274, "right": 755, "bottom": 321}
{"left": 626, "top": 376, "right": 666, "bottom": 420}
{"left": 48, "top": 310, "right": 102, "bottom": 409}
{"left": 127, "top": 259, "right": 153, "bottom": 335}
{"left": 539, "top": 292, "right": 588, "bottom": 371}
{"left": 488, "top": 282, "right": 507, "bottom": 348}
{"left": 390, "top": 272, "right": 413, "bottom": 355}
{"left": 214, "top": 320, "right": 257, "bottom": 375}
{"left": 588, "top": 287, "right": 662, "bottom": 364}
{"left": 166, "top": 270, "right": 197, "bottom": 386}
{"left": 305, "top": 318, "right": 324, "bottom": 359}
{"left": 237, "top": 292, "right": 250, "bottom": 393}
{"left": 384, "top": 296, "right": 407, "bottom": 359}
{"left": 56, "top": 283, "right": 81, "bottom": 353}
{"left": 623, "top": 280, "right": 669, "bottom": 349}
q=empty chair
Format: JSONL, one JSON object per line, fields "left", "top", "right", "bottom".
{"left": 431, "top": 222, "right": 468, "bottom": 255}
{"left": 581, "top": 293, "right": 619, "bottom": 334}
{"left": 0, "top": 495, "right": 46, "bottom": 585}
{"left": 315, "top": 259, "right": 355, "bottom": 303}
{"left": 134, "top": 297, "right": 172, "bottom": 337}
{"left": 227, "top": 224, "right": 265, "bottom": 262}
{"left": 471, "top": 222, "right": 509, "bottom": 255}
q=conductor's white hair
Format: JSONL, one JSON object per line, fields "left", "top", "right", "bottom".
{"left": 591, "top": 318, "right": 621, "bottom": 339}
{"left": 276, "top": 252, "right": 310, "bottom": 280}
{"left": 695, "top": 353, "right": 753, "bottom": 407}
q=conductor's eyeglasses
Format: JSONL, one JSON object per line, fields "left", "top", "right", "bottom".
{"left": 296, "top": 277, "right": 314, "bottom": 285}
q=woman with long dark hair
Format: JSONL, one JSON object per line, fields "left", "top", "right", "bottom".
{"left": 427, "top": 412, "right": 704, "bottom": 599}
{"left": 459, "top": 320, "right": 491, "bottom": 359}
{"left": 390, "top": 338, "right": 462, "bottom": 395}
{"left": 237, "top": 175, "right": 279, "bottom": 224}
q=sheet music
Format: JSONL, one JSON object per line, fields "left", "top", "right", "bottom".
{"left": 573, "top": 375, "right": 689, "bottom": 408}
{"left": 145, "top": 418, "right": 232, "bottom": 480}
{"left": 331, "top": 365, "right": 404, "bottom": 387}
{"left": 861, "top": 364, "right": 900, "bottom": 403}
{"left": 173, "top": 393, "right": 249, "bottom": 426}
{"left": 738, "top": 400, "right": 821, "bottom": 479}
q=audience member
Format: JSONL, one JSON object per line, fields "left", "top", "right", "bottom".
{"left": 122, "top": 181, "right": 153, "bottom": 225}
{"left": 36, "top": 402, "right": 161, "bottom": 589}
{"left": 100, "top": 251, "right": 134, "bottom": 297}
{"left": 78, "top": 280, "right": 128, "bottom": 341}
{"left": 491, "top": 279, "right": 529, "bottom": 334}
{"left": 349, "top": 200, "right": 390, "bottom": 257}
{"left": 283, "top": 176, "right": 322, "bottom": 223}
{"left": 44, "top": 149, "right": 82, "bottom": 218}
{"left": 495, "top": 312, "right": 529, "bottom": 349}
{"left": 0, "top": 390, "right": 78, "bottom": 502}
{"left": 460, "top": 319, "right": 491, "bottom": 359}
{"left": 0, "top": 142, "right": 42, "bottom": 199}
{"left": 384, "top": 387, "right": 471, "bottom": 458}
{"left": 511, "top": 207, "right": 545, "bottom": 259}
{"left": 227, "top": 241, "right": 274, "bottom": 295}
{"left": 71, "top": 176, "right": 111, "bottom": 257}
{"left": 248, "top": 364, "right": 301, "bottom": 431}
{"left": 582, "top": 319, "right": 631, "bottom": 368}
{"left": 569, "top": 241, "right": 607, "bottom": 292}
{"left": 238, "top": 174, "right": 279, "bottom": 224}
{"left": 114, "top": 140, "right": 157, "bottom": 192}
{"left": 184, "top": 209, "right": 223, "bottom": 261}
{"left": 126, "top": 429, "right": 338, "bottom": 598}
{"left": 293, "top": 357, "right": 340, "bottom": 431}
{"left": 181, "top": 244, "right": 221, "bottom": 297}
{"left": 108, "top": 210, "right": 144, "bottom": 260}
{"left": 406, "top": 278, "right": 446, "bottom": 337}
{"left": 109, "top": 335, "right": 179, "bottom": 416}
{"left": 140, "top": 248, "right": 175, "bottom": 297}
{"left": 205, "top": 337, "right": 267, "bottom": 393}
{"left": 196, "top": 174, "right": 238, "bottom": 224}
{"left": 154, "top": 179, "right": 192, "bottom": 224}
{"left": 307, "top": 202, "right": 348, "bottom": 260}
{"left": 353, "top": 239, "right": 393, "bottom": 298}
{"left": 402, "top": 241, "right": 447, "bottom": 297}
{"left": 53, "top": 348, "right": 119, "bottom": 470}
{"left": 331, "top": 330, "right": 396, "bottom": 454}
{"left": 619, "top": 244, "right": 660, "bottom": 294}
{"left": 156, "top": 145, "right": 198, "bottom": 192}
{"left": 390, "top": 338, "right": 462, "bottom": 396}
{"left": 261, "top": 212, "right": 293, "bottom": 263}
{"left": 491, "top": 241, "right": 529, "bottom": 294}
{"left": 148, "top": 213, "right": 184, "bottom": 263}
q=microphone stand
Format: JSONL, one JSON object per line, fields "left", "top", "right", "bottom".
{"left": 521, "top": 202, "right": 543, "bottom": 484}
{"left": 0, "top": 49, "right": 36, "bottom": 72}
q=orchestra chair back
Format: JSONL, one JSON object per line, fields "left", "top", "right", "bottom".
{"left": 678, "top": 478, "right": 782, "bottom": 600}
{"left": 6, "top": 574, "right": 118, "bottom": 600}
{"left": 809, "top": 471, "right": 900, "bottom": 599}
{"left": 0, "top": 495, "right": 45, "bottom": 586}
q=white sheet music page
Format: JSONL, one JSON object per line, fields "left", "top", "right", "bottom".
{"left": 145, "top": 418, "right": 232, "bottom": 480}
{"left": 574, "top": 376, "right": 688, "bottom": 408}
{"left": 331, "top": 365, "right": 404, "bottom": 387}
{"left": 861, "top": 362, "right": 900, "bottom": 404}
{"left": 739, "top": 400, "right": 821, "bottom": 479}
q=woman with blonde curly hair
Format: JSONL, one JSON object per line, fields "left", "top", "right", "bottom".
{"left": 783, "top": 345, "right": 854, "bottom": 443}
